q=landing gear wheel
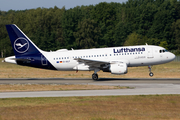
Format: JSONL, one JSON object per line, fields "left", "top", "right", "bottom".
{"left": 149, "top": 72, "right": 154, "bottom": 77}
{"left": 92, "top": 73, "right": 98, "bottom": 80}
{"left": 148, "top": 65, "right": 154, "bottom": 77}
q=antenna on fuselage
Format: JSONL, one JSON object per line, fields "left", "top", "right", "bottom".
{"left": 146, "top": 43, "right": 148, "bottom": 46}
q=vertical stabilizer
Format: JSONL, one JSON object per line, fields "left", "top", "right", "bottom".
{"left": 6, "top": 24, "right": 41, "bottom": 56}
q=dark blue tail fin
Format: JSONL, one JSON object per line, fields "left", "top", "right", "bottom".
{"left": 6, "top": 24, "right": 41, "bottom": 56}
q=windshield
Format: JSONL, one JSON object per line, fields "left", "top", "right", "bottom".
{"left": 159, "top": 49, "right": 168, "bottom": 53}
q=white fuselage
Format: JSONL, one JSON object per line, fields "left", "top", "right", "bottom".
{"left": 40, "top": 45, "right": 175, "bottom": 71}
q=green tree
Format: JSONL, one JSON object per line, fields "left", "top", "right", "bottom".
{"left": 90, "top": 2, "right": 116, "bottom": 47}
{"left": 114, "top": 22, "right": 132, "bottom": 46}
{"left": 0, "top": 0, "right": 180, "bottom": 57}
{"left": 146, "top": 38, "right": 161, "bottom": 45}
{"left": 61, "top": 6, "right": 84, "bottom": 49}
{"left": 74, "top": 19, "right": 101, "bottom": 49}
{"left": 171, "top": 19, "right": 180, "bottom": 50}
{"left": 159, "top": 41, "right": 169, "bottom": 50}
{"left": 124, "top": 32, "right": 146, "bottom": 46}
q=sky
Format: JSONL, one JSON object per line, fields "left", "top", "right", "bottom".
{"left": 0, "top": 0, "right": 128, "bottom": 11}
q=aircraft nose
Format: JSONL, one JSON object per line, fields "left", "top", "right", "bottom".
{"left": 170, "top": 53, "right": 176, "bottom": 61}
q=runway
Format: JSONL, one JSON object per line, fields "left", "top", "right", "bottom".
{"left": 0, "top": 78, "right": 180, "bottom": 98}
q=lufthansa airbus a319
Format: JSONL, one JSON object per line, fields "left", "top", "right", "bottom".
{"left": 3, "top": 24, "right": 176, "bottom": 80}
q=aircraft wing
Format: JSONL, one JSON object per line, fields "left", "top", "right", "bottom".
{"left": 74, "top": 58, "right": 109, "bottom": 68}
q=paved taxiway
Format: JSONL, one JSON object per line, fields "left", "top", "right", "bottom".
{"left": 0, "top": 78, "right": 180, "bottom": 98}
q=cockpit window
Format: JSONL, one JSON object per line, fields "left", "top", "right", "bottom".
{"left": 159, "top": 49, "right": 168, "bottom": 53}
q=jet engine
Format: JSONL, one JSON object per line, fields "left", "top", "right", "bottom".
{"left": 110, "top": 62, "right": 128, "bottom": 75}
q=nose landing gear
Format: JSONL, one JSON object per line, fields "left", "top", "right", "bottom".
{"left": 148, "top": 65, "right": 154, "bottom": 77}
{"left": 149, "top": 72, "right": 154, "bottom": 77}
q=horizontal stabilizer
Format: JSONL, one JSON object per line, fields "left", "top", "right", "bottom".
{"left": 9, "top": 58, "right": 31, "bottom": 62}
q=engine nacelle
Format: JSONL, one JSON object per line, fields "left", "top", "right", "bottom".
{"left": 110, "top": 62, "right": 128, "bottom": 75}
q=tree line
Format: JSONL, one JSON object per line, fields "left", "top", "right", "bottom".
{"left": 0, "top": 0, "right": 180, "bottom": 57}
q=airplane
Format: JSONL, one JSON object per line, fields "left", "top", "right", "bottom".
{"left": 3, "top": 24, "right": 176, "bottom": 80}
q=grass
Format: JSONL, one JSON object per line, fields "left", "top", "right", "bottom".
{"left": 0, "top": 59, "right": 180, "bottom": 119}
{"left": 0, "top": 95, "right": 180, "bottom": 120}
{"left": 0, "top": 84, "right": 129, "bottom": 92}
{"left": 0, "top": 58, "right": 180, "bottom": 78}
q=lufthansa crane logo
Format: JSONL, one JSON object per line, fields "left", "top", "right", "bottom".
{"left": 14, "top": 38, "right": 29, "bottom": 53}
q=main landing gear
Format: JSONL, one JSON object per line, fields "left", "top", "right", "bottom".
{"left": 148, "top": 65, "right": 154, "bottom": 77}
{"left": 92, "top": 69, "right": 100, "bottom": 80}
{"left": 92, "top": 73, "right": 98, "bottom": 80}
